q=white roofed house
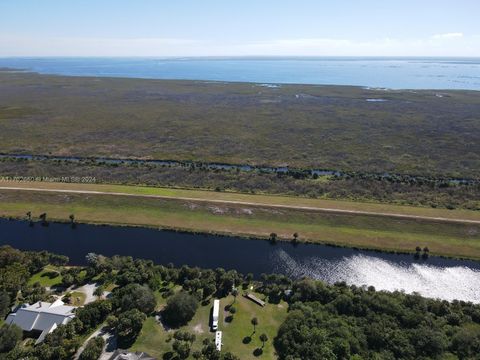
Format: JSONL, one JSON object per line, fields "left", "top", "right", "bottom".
{"left": 5, "top": 299, "right": 76, "bottom": 344}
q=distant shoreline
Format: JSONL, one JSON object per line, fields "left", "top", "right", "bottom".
{"left": 1, "top": 57, "right": 479, "bottom": 90}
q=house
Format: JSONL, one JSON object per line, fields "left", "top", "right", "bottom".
{"left": 5, "top": 299, "right": 76, "bottom": 344}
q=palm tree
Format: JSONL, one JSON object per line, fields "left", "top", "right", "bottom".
{"left": 232, "top": 288, "right": 238, "bottom": 304}
{"left": 39, "top": 213, "right": 48, "bottom": 226}
{"left": 27, "top": 211, "right": 34, "bottom": 227}
{"left": 69, "top": 214, "right": 76, "bottom": 229}
{"left": 259, "top": 333, "right": 268, "bottom": 348}
{"left": 422, "top": 246, "right": 430, "bottom": 259}
{"left": 251, "top": 317, "right": 258, "bottom": 334}
{"left": 269, "top": 232, "right": 277, "bottom": 244}
{"left": 292, "top": 232, "right": 299, "bottom": 244}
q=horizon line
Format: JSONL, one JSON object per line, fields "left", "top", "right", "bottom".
{"left": 2, "top": 55, "right": 480, "bottom": 59}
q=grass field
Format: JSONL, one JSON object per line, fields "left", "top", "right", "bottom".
{"left": 220, "top": 294, "right": 288, "bottom": 359}
{"left": 2, "top": 180, "right": 479, "bottom": 221}
{"left": 28, "top": 265, "right": 63, "bottom": 287}
{"left": 67, "top": 291, "right": 87, "bottom": 306}
{"left": 0, "top": 71, "right": 479, "bottom": 177}
{"left": 130, "top": 290, "right": 287, "bottom": 360}
{"left": 130, "top": 297, "right": 214, "bottom": 358}
{"left": 0, "top": 184, "right": 479, "bottom": 259}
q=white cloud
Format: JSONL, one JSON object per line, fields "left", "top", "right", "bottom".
{"left": 0, "top": 33, "right": 479, "bottom": 57}
{"left": 222, "top": 35, "right": 480, "bottom": 57}
{"left": 0, "top": 35, "right": 202, "bottom": 57}
{"left": 431, "top": 32, "right": 464, "bottom": 40}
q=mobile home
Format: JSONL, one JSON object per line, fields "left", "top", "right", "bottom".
{"left": 212, "top": 299, "right": 220, "bottom": 330}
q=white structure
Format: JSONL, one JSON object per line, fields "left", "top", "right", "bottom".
{"left": 109, "top": 350, "right": 156, "bottom": 360}
{"left": 215, "top": 331, "right": 223, "bottom": 351}
{"left": 212, "top": 299, "right": 220, "bottom": 330}
{"left": 6, "top": 299, "right": 76, "bottom": 344}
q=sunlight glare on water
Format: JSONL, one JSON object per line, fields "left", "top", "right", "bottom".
{"left": 273, "top": 249, "right": 480, "bottom": 303}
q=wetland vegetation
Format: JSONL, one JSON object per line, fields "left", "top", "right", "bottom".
{"left": 0, "top": 70, "right": 479, "bottom": 178}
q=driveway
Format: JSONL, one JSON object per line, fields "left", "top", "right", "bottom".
{"left": 73, "top": 326, "right": 117, "bottom": 360}
{"left": 75, "top": 283, "right": 99, "bottom": 304}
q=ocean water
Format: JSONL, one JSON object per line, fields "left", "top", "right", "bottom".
{"left": 1, "top": 57, "right": 480, "bottom": 90}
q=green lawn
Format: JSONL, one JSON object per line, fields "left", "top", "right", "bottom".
{"left": 28, "top": 265, "right": 63, "bottom": 288}
{"left": 153, "top": 283, "right": 180, "bottom": 310}
{"left": 130, "top": 296, "right": 215, "bottom": 359}
{"left": 220, "top": 293, "right": 288, "bottom": 360}
{"left": 4, "top": 180, "right": 480, "bottom": 222}
{"left": 130, "top": 287, "right": 288, "bottom": 360}
{"left": 66, "top": 291, "right": 87, "bottom": 306}
{"left": 129, "top": 317, "right": 168, "bottom": 358}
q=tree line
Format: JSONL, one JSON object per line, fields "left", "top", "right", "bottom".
{"left": 1, "top": 246, "right": 480, "bottom": 359}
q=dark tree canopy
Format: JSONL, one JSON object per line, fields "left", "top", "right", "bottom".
{"left": 163, "top": 292, "right": 199, "bottom": 327}
{"left": 116, "top": 309, "right": 146, "bottom": 347}
{"left": 0, "top": 324, "right": 22, "bottom": 354}
{"left": 111, "top": 283, "right": 156, "bottom": 315}
{"left": 0, "top": 291, "right": 11, "bottom": 318}
{"left": 79, "top": 337, "right": 105, "bottom": 360}
{"left": 274, "top": 280, "right": 480, "bottom": 360}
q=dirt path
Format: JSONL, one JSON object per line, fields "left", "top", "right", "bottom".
{"left": 0, "top": 185, "right": 479, "bottom": 225}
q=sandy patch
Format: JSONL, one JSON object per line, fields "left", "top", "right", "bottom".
{"left": 193, "top": 323, "right": 204, "bottom": 334}
{"left": 208, "top": 206, "right": 226, "bottom": 215}
{"left": 185, "top": 202, "right": 199, "bottom": 210}
{"left": 238, "top": 208, "right": 253, "bottom": 215}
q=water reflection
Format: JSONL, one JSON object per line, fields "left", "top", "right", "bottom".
{"left": 272, "top": 249, "right": 480, "bottom": 303}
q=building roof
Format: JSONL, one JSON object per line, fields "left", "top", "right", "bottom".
{"left": 245, "top": 293, "right": 266, "bottom": 307}
{"left": 36, "top": 323, "right": 58, "bottom": 345}
{"left": 215, "top": 330, "right": 223, "bottom": 351}
{"left": 6, "top": 300, "right": 76, "bottom": 335}
{"left": 213, "top": 299, "right": 220, "bottom": 315}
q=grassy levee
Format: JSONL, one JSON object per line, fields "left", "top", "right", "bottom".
{"left": 1, "top": 180, "right": 480, "bottom": 221}
{"left": 0, "top": 186, "right": 479, "bottom": 260}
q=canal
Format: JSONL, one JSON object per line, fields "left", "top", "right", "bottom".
{"left": 1, "top": 218, "right": 479, "bottom": 303}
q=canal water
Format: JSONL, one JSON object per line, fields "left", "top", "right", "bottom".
{"left": 0, "top": 153, "right": 475, "bottom": 184}
{"left": 1, "top": 219, "right": 479, "bottom": 303}
{"left": 0, "top": 153, "right": 337, "bottom": 176}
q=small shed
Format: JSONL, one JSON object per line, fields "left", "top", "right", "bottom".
{"left": 244, "top": 293, "right": 266, "bottom": 307}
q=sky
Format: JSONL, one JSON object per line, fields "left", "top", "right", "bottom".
{"left": 1, "top": 0, "right": 479, "bottom": 57}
